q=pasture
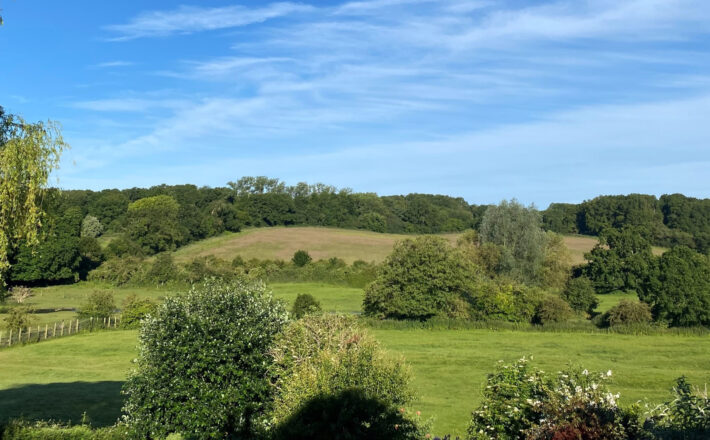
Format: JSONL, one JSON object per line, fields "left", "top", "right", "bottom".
{"left": 2, "top": 326, "right": 709, "bottom": 436}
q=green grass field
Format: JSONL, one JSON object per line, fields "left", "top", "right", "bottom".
{"left": 2, "top": 327, "right": 708, "bottom": 436}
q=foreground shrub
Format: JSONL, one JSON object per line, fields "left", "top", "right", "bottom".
{"left": 467, "top": 358, "right": 644, "bottom": 440}
{"left": 290, "top": 293, "right": 321, "bottom": 319}
{"left": 122, "top": 277, "right": 288, "bottom": 439}
{"left": 602, "top": 299, "right": 652, "bottom": 327}
{"left": 119, "top": 294, "right": 156, "bottom": 329}
{"left": 561, "top": 276, "right": 599, "bottom": 314}
{"left": 77, "top": 291, "right": 116, "bottom": 320}
{"left": 645, "top": 376, "right": 710, "bottom": 439}
{"left": 534, "top": 295, "right": 574, "bottom": 325}
{"left": 364, "top": 236, "right": 477, "bottom": 319}
{"left": 1, "top": 421, "right": 129, "bottom": 439}
{"left": 269, "top": 314, "right": 425, "bottom": 437}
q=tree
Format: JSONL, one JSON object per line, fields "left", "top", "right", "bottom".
{"left": 479, "top": 199, "right": 548, "bottom": 284}
{"left": 363, "top": 236, "right": 477, "bottom": 319}
{"left": 290, "top": 293, "right": 322, "bottom": 319}
{"left": 561, "top": 276, "right": 598, "bottom": 314}
{"left": 80, "top": 215, "right": 104, "bottom": 238}
{"left": 77, "top": 291, "right": 116, "bottom": 320}
{"left": 0, "top": 108, "right": 67, "bottom": 283}
{"left": 292, "top": 250, "right": 312, "bottom": 267}
{"left": 638, "top": 246, "right": 710, "bottom": 327}
{"left": 126, "top": 195, "right": 183, "bottom": 254}
{"left": 122, "top": 278, "right": 287, "bottom": 439}
{"left": 584, "top": 227, "right": 654, "bottom": 293}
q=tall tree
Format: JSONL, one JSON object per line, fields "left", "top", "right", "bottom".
{"left": 0, "top": 106, "right": 67, "bottom": 283}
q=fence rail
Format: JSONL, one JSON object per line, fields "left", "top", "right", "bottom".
{"left": 0, "top": 315, "right": 121, "bottom": 348}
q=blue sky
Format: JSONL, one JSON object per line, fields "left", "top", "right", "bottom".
{"left": 1, "top": 0, "right": 709, "bottom": 207}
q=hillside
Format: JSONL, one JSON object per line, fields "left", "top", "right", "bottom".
{"left": 171, "top": 226, "right": 601, "bottom": 265}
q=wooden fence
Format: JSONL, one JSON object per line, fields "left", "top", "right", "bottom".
{"left": 0, "top": 315, "right": 121, "bottom": 348}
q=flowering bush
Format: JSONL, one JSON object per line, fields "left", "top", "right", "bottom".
{"left": 644, "top": 376, "right": 710, "bottom": 439}
{"left": 467, "top": 358, "right": 645, "bottom": 440}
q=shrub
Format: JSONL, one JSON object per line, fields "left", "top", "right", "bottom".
{"left": 3, "top": 306, "right": 35, "bottom": 331}
{"left": 88, "top": 256, "right": 146, "bottom": 286}
{"left": 468, "top": 281, "right": 543, "bottom": 323}
{"left": 291, "top": 293, "right": 322, "bottom": 319}
{"left": 291, "top": 250, "right": 312, "bottom": 267}
{"left": 467, "top": 358, "right": 644, "bottom": 440}
{"left": 146, "top": 253, "right": 178, "bottom": 284}
{"left": 363, "top": 236, "right": 477, "bottom": 320}
{"left": 602, "top": 299, "right": 652, "bottom": 327}
{"left": 269, "top": 314, "right": 420, "bottom": 434}
{"left": 645, "top": 376, "right": 710, "bottom": 439}
{"left": 9, "top": 286, "right": 32, "bottom": 304}
{"left": 120, "top": 294, "right": 157, "bottom": 329}
{"left": 104, "top": 236, "right": 143, "bottom": 258}
{"left": 561, "top": 276, "right": 599, "bottom": 314}
{"left": 183, "top": 256, "right": 234, "bottom": 283}
{"left": 122, "top": 277, "right": 287, "bottom": 439}
{"left": 0, "top": 421, "right": 129, "bottom": 439}
{"left": 534, "top": 295, "right": 574, "bottom": 325}
{"left": 77, "top": 291, "right": 116, "bottom": 320}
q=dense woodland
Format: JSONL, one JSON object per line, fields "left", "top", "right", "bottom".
{"left": 5, "top": 175, "right": 710, "bottom": 286}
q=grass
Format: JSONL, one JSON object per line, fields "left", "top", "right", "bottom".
{"left": 270, "top": 282, "right": 363, "bottom": 314}
{"left": 595, "top": 291, "right": 640, "bottom": 313}
{"left": 1, "top": 327, "right": 708, "bottom": 436}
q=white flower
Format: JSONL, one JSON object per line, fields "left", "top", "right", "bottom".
{"left": 582, "top": 369, "right": 589, "bottom": 376}
{"left": 606, "top": 370, "right": 613, "bottom": 377}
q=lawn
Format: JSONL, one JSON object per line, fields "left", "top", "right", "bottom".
{"left": 2, "top": 326, "right": 709, "bottom": 436}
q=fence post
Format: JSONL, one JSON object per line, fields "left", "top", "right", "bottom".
{"left": 37, "top": 325, "right": 40, "bottom": 342}
{"left": 76, "top": 319, "right": 79, "bottom": 333}
{"left": 90, "top": 317, "right": 93, "bottom": 332}
{"left": 18, "top": 328, "right": 23, "bottom": 344}
{"left": 8, "top": 329, "right": 12, "bottom": 346}
{"left": 45, "top": 324, "right": 48, "bottom": 339}
{"left": 53, "top": 322, "right": 57, "bottom": 338}
{"left": 61, "top": 321, "right": 65, "bottom": 336}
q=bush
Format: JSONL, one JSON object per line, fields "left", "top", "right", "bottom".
{"left": 0, "top": 421, "right": 129, "bottom": 439}
{"left": 468, "top": 281, "right": 543, "bottom": 323}
{"left": 3, "top": 306, "right": 35, "bottom": 331}
{"left": 80, "top": 215, "right": 104, "bottom": 238}
{"left": 77, "top": 291, "right": 116, "bottom": 320}
{"left": 561, "top": 276, "right": 598, "bottom": 314}
{"left": 291, "top": 250, "right": 312, "bottom": 267}
{"left": 602, "top": 299, "right": 652, "bottom": 327}
{"left": 9, "top": 286, "right": 33, "bottom": 304}
{"left": 122, "top": 277, "right": 287, "bottom": 439}
{"left": 467, "top": 358, "right": 644, "bottom": 440}
{"left": 88, "top": 256, "right": 146, "bottom": 286}
{"left": 120, "top": 294, "right": 157, "bottom": 329}
{"left": 269, "top": 314, "right": 420, "bottom": 434}
{"left": 534, "top": 295, "right": 574, "bottom": 325}
{"left": 146, "top": 253, "right": 178, "bottom": 284}
{"left": 104, "top": 236, "right": 143, "bottom": 258}
{"left": 363, "top": 236, "right": 477, "bottom": 320}
{"left": 645, "top": 376, "right": 710, "bottom": 439}
{"left": 183, "top": 256, "right": 234, "bottom": 283}
{"left": 291, "top": 293, "right": 322, "bottom": 319}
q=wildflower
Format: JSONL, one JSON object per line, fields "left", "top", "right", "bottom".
{"left": 606, "top": 370, "right": 612, "bottom": 377}
{"left": 582, "top": 369, "right": 589, "bottom": 375}
{"left": 416, "top": 411, "right": 421, "bottom": 416}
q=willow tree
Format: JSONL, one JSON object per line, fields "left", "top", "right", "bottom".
{"left": 0, "top": 107, "right": 67, "bottom": 283}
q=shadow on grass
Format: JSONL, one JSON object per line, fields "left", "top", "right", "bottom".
{"left": 0, "top": 381, "right": 124, "bottom": 427}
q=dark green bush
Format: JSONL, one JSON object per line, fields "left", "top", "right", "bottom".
{"left": 291, "top": 250, "right": 312, "bottom": 267}
{"left": 87, "top": 256, "right": 146, "bottom": 286}
{"left": 534, "top": 295, "right": 574, "bottom": 325}
{"left": 290, "top": 293, "right": 322, "bottom": 319}
{"left": 561, "top": 276, "right": 598, "bottom": 314}
{"left": 145, "top": 253, "right": 178, "bottom": 284}
{"left": 77, "top": 291, "right": 116, "bottom": 320}
{"left": 602, "top": 299, "right": 652, "bottom": 327}
{"left": 122, "top": 277, "right": 287, "bottom": 439}
{"left": 120, "top": 294, "right": 157, "bottom": 329}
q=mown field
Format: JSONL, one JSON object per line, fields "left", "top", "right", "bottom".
{"left": 2, "top": 325, "right": 709, "bottom": 436}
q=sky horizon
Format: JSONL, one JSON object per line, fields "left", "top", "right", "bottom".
{"left": 1, "top": 0, "right": 709, "bottom": 207}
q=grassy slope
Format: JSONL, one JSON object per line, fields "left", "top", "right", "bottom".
{"left": 2, "top": 328, "right": 708, "bottom": 436}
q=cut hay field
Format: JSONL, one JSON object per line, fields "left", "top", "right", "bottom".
{"left": 2, "top": 327, "right": 709, "bottom": 436}
{"left": 171, "top": 226, "right": 599, "bottom": 264}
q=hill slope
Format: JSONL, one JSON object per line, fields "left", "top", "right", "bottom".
{"left": 172, "top": 226, "right": 601, "bottom": 264}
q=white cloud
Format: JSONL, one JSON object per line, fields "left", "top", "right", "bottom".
{"left": 105, "top": 2, "right": 314, "bottom": 40}
{"left": 93, "top": 60, "right": 134, "bottom": 68}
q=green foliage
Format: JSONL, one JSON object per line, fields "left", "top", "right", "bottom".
{"left": 561, "top": 276, "right": 599, "bottom": 314}
{"left": 602, "top": 299, "right": 652, "bottom": 327}
{"left": 9, "top": 235, "right": 82, "bottom": 283}
{"left": 120, "top": 294, "right": 156, "bottom": 329}
{"left": 126, "top": 195, "right": 183, "bottom": 254}
{"left": 269, "top": 314, "right": 418, "bottom": 433}
{"left": 479, "top": 199, "right": 548, "bottom": 284}
{"left": 80, "top": 215, "right": 104, "bottom": 238}
{"left": 534, "top": 295, "right": 574, "bottom": 325}
{"left": 122, "top": 277, "right": 287, "bottom": 439}
{"left": 359, "top": 211, "right": 387, "bottom": 233}
{"left": 104, "top": 236, "right": 143, "bottom": 258}
{"left": 77, "top": 291, "right": 116, "bottom": 320}
{"left": 291, "top": 249, "right": 312, "bottom": 267}
{"left": 639, "top": 246, "right": 710, "bottom": 327}
{"left": 290, "top": 293, "right": 322, "bottom": 319}
{"left": 87, "top": 256, "right": 146, "bottom": 286}
{"left": 145, "top": 253, "right": 178, "bottom": 284}
{"left": 539, "top": 231, "right": 572, "bottom": 290}
{"left": 584, "top": 227, "right": 654, "bottom": 293}
{"left": 3, "top": 306, "right": 35, "bottom": 330}
{"left": 467, "top": 280, "right": 543, "bottom": 323}
{"left": 363, "top": 236, "right": 477, "bottom": 319}
{"left": 645, "top": 376, "right": 710, "bottom": 439}
{"left": 467, "top": 358, "right": 644, "bottom": 440}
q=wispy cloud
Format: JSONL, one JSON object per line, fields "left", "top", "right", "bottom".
{"left": 93, "top": 60, "right": 134, "bottom": 68}
{"left": 105, "top": 2, "right": 314, "bottom": 41}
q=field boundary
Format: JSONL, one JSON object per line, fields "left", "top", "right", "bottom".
{"left": 0, "top": 315, "right": 121, "bottom": 349}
